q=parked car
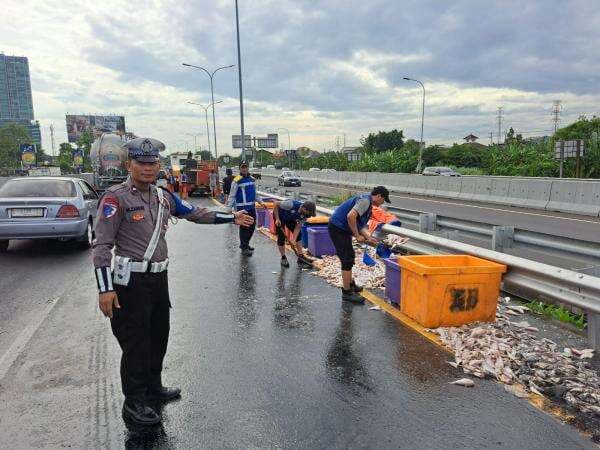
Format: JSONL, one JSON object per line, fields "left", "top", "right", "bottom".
{"left": 282, "top": 167, "right": 290, "bottom": 171}
{"left": 308, "top": 167, "right": 321, "bottom": 172}
{"left": 0, "top": 176, "right": 99, "bottom": 252}
{"left": 278, "top": 171, "right": 301, "bottom": 187}
{"left": 266, "top": 165, "right": 275, "bottom": 169}
{"left": 421, "top": 166, "right": 461, "bottom": 177}
{"left": 322, "top": 168, "right": 337, "bottom": 173}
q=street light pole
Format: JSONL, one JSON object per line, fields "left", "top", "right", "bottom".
{"left": 234, "top": 0, "right": 246, "bottom": 162}
{"left": 185, "top": 133, "right": 202, "bottom": 153}
{"left": 188, "top": 101, "right": 223, "bottom": 158}
{"left": 276, "top": 127, "right": 292, "bottom": 169}
{"left": 403, "top": 77, "right": 426, "bottom": 172}
{"left": 182, "top": 63, "right": 234, "bottom": 161}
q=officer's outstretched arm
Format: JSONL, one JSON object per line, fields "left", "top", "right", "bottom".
{"left": 164, "top": 189, "right": 250, "bottom": 225}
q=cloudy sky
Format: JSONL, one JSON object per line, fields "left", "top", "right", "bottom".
{"left": 4, "top": 0, "right": 600, "bottom": 155}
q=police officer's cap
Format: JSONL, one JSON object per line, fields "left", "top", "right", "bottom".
{"left": 123, "top": 137, "right": 165, "bottom": 162}
{"left": 239, "top": 160, "right": 249, "bottom": 168}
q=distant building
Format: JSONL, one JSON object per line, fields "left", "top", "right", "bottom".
{"left": 463, "top": 134, "right": 479, "bottom": 143}
{"left": 0, "top": 53, "right": 41, "bottom": 146}
{"left": 342, "top": 146, "right": 361, "bottom": 162}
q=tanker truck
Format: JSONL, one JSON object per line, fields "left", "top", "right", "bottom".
{"left": 89, "top": 133, "right": 129, "bottom": 192}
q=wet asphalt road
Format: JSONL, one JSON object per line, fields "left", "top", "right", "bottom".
{"left": 0, "top": 199, "right": 594, "bottom": 449}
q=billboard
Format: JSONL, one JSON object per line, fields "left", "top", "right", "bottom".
{"left": 20, "top": 144, "right": 36, "bottom": 166}
{"left": 66, "top": 115, "right": 126, "bottom": 143}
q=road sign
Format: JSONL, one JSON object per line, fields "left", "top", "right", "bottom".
{"left": 232, "top": 135, "right": 251, "bottom": 149}
{"left": 554, "top": 140, "right": 585, "bottom": 159}
{"left": 255, "top": 134, "right": 278, "bottom": 148}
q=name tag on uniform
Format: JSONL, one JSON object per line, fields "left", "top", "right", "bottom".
{"left": 126, "top": 206, "right": 144, "bottom": 212}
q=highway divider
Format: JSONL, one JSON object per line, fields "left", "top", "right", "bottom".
{"left": 260, "top": 169, "right": 600, "bottom": 217}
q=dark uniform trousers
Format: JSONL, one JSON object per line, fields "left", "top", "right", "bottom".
{"left": 111, "top": 271, "right": 170, "bottom": 402}
{"left": 239, "top": 208, "right": 256, "bottom": 249}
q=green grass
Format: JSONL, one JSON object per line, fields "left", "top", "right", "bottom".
{"left": 327, "top": 192, "right": 352, "bottom": 206}
{"left": 525, "top": 300, "right": 586, "bottom": 329}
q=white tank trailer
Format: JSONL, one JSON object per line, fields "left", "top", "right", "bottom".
{"left": 90, "top": 133, "right": 129, "bottom": 190}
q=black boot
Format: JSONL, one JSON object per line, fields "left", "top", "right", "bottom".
{"left": 281, "top": 256, "right": 290, "bottom": 267}
{"left": 241, "top": 248, "right": 253, "bottom": 256}
{"left": 341, "top": 289, "right": 364, "bottom": 304}
{"left": 350, "top": 280, "right": 363, "bottom": 292}
{"left": 122, "top": 400, "right": 161, "bottom": 426}
{"left": 297, "top": 258, "right": 312, "bottom": 269}
{"left": 248, "top": 245, "right": 255, "bottom": 251}
{"left": 148, "top": 386, "right": 182, "bottom": 402}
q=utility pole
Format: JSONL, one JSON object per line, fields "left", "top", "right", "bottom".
{"left": 49, "top": 124, "right": 56, "bottom": 161}
{"left": 234, "top": 0, "right": 246, "bottom": 162}
{"left": 552, "top": 100, "right": 562, "bottom": 134}
{"left": 497, "top": 107, "right": 503, "bottom": 145}
{"left": 343, "top": 133, "right": 346, "bottom": 148}
{"left": 489, "top": 132, "right": 493, "bottom": 146}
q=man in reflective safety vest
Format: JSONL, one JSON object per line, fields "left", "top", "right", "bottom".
{"left": 226, "top": 161, "right": 265, "bottom": 256}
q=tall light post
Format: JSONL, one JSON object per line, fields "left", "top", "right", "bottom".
{"left": 234, "top": 0, "right": 246, "bottom": 162}
{"left": 403, "top": 77, "right": 426, "bottom": 172}
{"left": 276, "top": 127, "right": 292, "bottom": 169}
{"left": 188, "top": 101, "right": 223, "bottom": 158}
{"left": 185, "top": 133, "right": 203, "bottom": 154}
{"left": 182, "top": 63, "right": 234, "bottom": 160}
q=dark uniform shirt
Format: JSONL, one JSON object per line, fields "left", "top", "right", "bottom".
{"left": 93, "top": 178, "right": 217, "bottom": 268}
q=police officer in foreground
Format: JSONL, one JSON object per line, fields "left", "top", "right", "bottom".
{"left": 328, "top": 186, "right": 390, "bottom": 303}
{"left": 92, "top": 138, "right": 253, "bottom": 426}
{"left": 226, "top": 161, "right": 265, "bottom": 256}
{"left": 272, "top": 198, "right": 316, "bottom": 268}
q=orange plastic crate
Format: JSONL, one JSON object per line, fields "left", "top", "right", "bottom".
{"left": 398, "top": 255, "right": 507, "bottom": 328}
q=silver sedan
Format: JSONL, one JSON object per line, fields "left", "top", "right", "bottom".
{"left": 0, "top": 176, "right": 99, "bottom": 252}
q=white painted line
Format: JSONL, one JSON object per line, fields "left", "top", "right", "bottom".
{"left": 0, "top": 297, "right": 61, "bottom": 382}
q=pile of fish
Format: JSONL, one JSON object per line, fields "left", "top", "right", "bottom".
{"left": 311, "top": 249, "right": 385, "bottom": 289}
{"left": 433, "top": 300, "right": 600, "bottom": 418}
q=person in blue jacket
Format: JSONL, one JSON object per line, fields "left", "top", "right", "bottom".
{"left": 227, "top": 161, "right": 266, "bottom": 256}
{"left": 328, "top": 186, "right": 390, "bottom": 303}
{"left": 272, "top": 198, "right": 316, "bottom": 268}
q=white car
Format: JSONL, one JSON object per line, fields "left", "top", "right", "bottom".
{"left": 266, "top": 165, "right": 275, "bottom": 169}
{"left": 322, "top": 168, "right": 337, "bottom": 173}
{"left": 308, "top": 167, "right": 321, "bottom": 172}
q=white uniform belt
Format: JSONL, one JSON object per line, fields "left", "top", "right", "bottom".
{"left": 130, "top": 259, "right": 169, "bottom": 273}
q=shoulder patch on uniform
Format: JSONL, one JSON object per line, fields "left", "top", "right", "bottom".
{"left": 102, "top": 195, "right": 119, "bottom": 219}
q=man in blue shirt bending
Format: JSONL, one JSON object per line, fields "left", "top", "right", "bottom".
{"left": 272, "top": 198, "right": 316, "bottom": 268}
{"left": 328, "top": 186, "right": 390, "bottom": 303}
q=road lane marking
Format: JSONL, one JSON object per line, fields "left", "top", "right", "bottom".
{"left": 0, "top": 297, "right": 61, "bottom": 382}
{"left": 260, "top": 179, "right": 599, "bottom": 225}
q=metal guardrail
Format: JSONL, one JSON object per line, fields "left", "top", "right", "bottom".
{"left": 270, "top": 186, "right": 600, "bottom": 264}
{"left": 258, "top": 190, "right": 600, "bottom": 350}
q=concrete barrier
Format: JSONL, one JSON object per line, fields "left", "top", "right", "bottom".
{"left": 261, "top": 169, "right": 600, "bottom": 216}
{"left": 431, "top": 176, "right": 463, "bottom": 199}
{"left": 547, "top": 180, "right": 600, "bottom": 217}
{"left": 505, "top": 179, "right": 552, "bottom": 210}
{"left": 487, "top": 178, "right": 511, "bottom": 205}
